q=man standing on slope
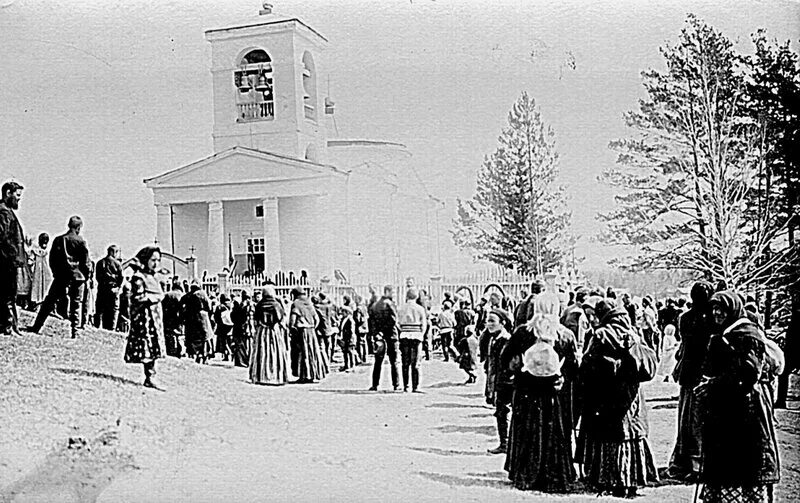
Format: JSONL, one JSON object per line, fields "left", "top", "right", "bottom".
{"left": 27, "top": 216, "right": 91, "bottom": 338}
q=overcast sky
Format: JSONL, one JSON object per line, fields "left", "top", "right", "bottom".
{"left": 1, "top": 0, "right": 799, "bottom": 270}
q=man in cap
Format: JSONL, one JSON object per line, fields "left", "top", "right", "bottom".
{"left": 95, "top": 244, "right": 123, "bottom": 330}
{"left": 369, "top": 284, "right": 401, "bottom": 391}
{"left": 27, "top": 215, "right": 91, "bottom": 338}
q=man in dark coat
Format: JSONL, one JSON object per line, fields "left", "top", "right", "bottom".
{"left": 369, "top": 285, "right": 401, "bottom": 391}
{"left": 162, "top": 283, "right": 185, "bottom": 357}
{"left": 27, "top": 216, "right": 91, "bottom": 338}
{"left": 513, "top": 279, "right": 544, "bottom": 329}
{"left": 95, "top": 244, "right": 123, "bottom": 330}
{"left": 0, "top": 181, "right": 25, "bottom": 336}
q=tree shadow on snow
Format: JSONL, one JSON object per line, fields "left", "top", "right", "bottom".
{"left": 435, "top": 424, "right": 496, "bottom": 436}
{"left": 408, "top": 446, "right": 490, "bottom": 457}
{"left": 311, "top": 389, "right": 398, "bottom": 395}
{"left": 445, "top": 392, "right": 484, "bottom": 399}
{"left": 465, "top": 412, "right": 494, "bottom": 419}
{"left": 427, "top": 381, "right": 465, "bottom": 389}
{"left": 427, "top": 402, "right": 488, "bottom": 410}
{"left": 417, "top": 471, "right": 510, "bottom": 489}
{"left": 50, "top": 367, "right": 142, "bottom": 387}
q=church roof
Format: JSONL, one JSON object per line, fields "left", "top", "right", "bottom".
{"left": 143, "top": 146, "right": 345, "bottom": 188}
{"left": 205, "top": 14, "right": 328, "bottom": 43}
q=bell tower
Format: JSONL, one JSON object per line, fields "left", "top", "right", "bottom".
{"left": 205, "top": 3, "right": 329, "bottom": 162}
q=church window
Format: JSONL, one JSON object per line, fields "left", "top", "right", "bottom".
{"left": 301, "top": 51, "right": 317, "bottom": 122}
{"left": 235, "top": 49, "right": 274, "bottom": 122}
{"left": 304, "top": 143, "right": 318, "bottom": 162}
{"left": 246, "top": 237, "right": 266, "bottom": 274}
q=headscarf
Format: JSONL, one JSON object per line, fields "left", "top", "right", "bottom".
{"left": 529, "top": 313, "right": 558, "bottom": 344}
{"left": 256, "top": 284, "right": 285, "bottom": 325}
{"left": 490, "top": 308, "right": 513, "bottom": 334}
{"left": 534, "top": 292, "right": 560, "bottom": 316}
{"left": 133, "top": 245, "right": 161, "bottom": 274}
{"left": 690, "top": 281, "right": 715, "bottom": 310}
{"left": 709, "top": 290, "right": 747, "bottom": 331}
{"left": 594, "top": 298, "right": 618, "bottom": 325}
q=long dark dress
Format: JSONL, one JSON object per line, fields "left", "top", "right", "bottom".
{"left": 182, "top": 289, "right": 214, "bottom": 359}
{"left": 214, "top": 304, "right": 233, "bottom": 356}
{"left": 699, "top": 291, "right": 780, "bottom": 503}
{"left": 577, "top": 306, "right": 658, "bottom": 493}
{"left": 668, "top": 281, "right": 714, "bottom": 478}
{"left": 500, "top": 324, "right": 578, "bottom": 492}
{"left": 250, "top": 295, "right": 288, "bottom": 385}
{"left": 289, "top": 296, "right": 328, "bottom": 382}
{"left": 124, "top": 271, "right": 165, "bottom": 364}
{"left": 231, "top": 299, "right": 253, "bottom": 368}
{"left": 458, "top": 333, "right": 479, "bottom": 373}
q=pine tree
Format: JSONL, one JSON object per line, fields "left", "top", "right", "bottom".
{"left": 600, "top": 15, "right": 793, "bottom": 289}
{"left": 452, "top": 92, "right": 570, "bottom": 275}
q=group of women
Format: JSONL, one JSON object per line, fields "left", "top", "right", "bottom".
{"left": 480, "top": 283, "right": 782, "bottom": 502}
{"left": 122, "top": 246, "right": 328, "bottom": 388}
{"left": 118, "top": 252, "right": 783, "bottom": 501}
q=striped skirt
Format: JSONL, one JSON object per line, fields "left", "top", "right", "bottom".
{"left": 579, "top": 437, "right": 658, "bottom": 490}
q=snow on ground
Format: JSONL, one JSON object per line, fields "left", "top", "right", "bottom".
{"left": 1, "top": 311, "right": 798, "bottom": 502}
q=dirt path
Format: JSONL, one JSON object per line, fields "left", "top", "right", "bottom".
{"left": 1, "top": 315, "right": 798, "bottom": 502}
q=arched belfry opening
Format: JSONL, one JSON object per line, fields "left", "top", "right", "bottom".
{"left": 235, "top": 49, "right": 274, "bottom": 122}
{"left": 301, "top": 51, "right": 317, "bottom": 122}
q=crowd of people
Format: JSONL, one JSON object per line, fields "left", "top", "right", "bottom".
{"left": 1, "top": 180, "right": 794, "bottom": 501}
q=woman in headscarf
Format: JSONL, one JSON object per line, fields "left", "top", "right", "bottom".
{"left": 577, "top": 298, "right": 658, "bottom": 498}
{"left": 500, "top": 295, "right": 579, "bottom": 493}
{"left": 250, "top": 285, "right": 288, "bottom": 385}
{"left": 123, "top": 246, "right": 165, "bottom": 389}
{"left": 289, "top": 287, "right": 328, "bottom": 383}
{"left": 698, "top": 291, "right": 780, "bottom": 503}
{"left": 483, "top": 308, "right": 514, "bottom": 455}
{"left": 667, "top": 281, "right": 714, "bottom": 481}
{"left": 28, "top": 233, "right": 51, "bottom": 310}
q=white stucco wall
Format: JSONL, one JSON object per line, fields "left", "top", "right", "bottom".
{"left": 171, "top": 202, "right": 209, "bottom": 275}
{"left": 206, "top": 18, "right": 328, "bottom": 160}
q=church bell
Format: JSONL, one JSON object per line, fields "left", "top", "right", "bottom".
{"left": 238, "top": 72, "right": 251, "bottom": 92}
{"left": 255, "top": 73, "right": 269, "bottom": 92}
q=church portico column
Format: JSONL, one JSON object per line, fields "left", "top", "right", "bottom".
{"left": 317, "top": 192, "right": 334, "bottom": 280}
{"left": 207, "top": 200, "right": 225, "bottom": 274}
{"left": 262, "top": 197, "right": 282, "bottom": 276}
{"left": 155, "top": 203, "right": 173, "bottom": 254}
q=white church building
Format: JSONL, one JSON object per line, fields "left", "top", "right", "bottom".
{"left": 145, "top": 5, "right": 441, "bottom": 285}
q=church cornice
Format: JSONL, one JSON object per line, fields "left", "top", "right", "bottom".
{"left": 205, "top": 17, "right": 328, "bottom": 44}
{"left": 143, "top": 146, "right": 345, "bottom": 188}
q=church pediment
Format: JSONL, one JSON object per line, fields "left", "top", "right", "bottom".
{"left": 144, "top": 146, "right": 342, "bottom": 188}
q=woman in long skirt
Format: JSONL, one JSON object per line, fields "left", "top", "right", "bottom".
{"left": 577, "top": 299, "right": 658, "bottom": 498}
{"left": 698, "top": 291, "right": 780, "bottom": 503}
{"left": 28, "top": 233, "right": 51, "bottom": 309}
{"left": 231, "top": 290, "right": 254, "bottom": 368}
{"left": 250, "top": 285, "right": 289, "bottom": 385}
{"left": 123, "top": 246, "right": 165, "bottom": 389}
{"left": 289, "top": 287, "right": 328, "bottom": 383}
{"left": 182, "top": 283, "right": 214, "bottom": 364}
{"left": 500, "top": 296, "right": 579, "bottom": 493}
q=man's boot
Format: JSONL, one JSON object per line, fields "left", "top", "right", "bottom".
{"left": 488, "top": 415, "right": 508, "bottom": 454}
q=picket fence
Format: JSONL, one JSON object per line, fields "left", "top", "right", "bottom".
{"left": 201, "top": 267, "right": 583, "bottom": 307}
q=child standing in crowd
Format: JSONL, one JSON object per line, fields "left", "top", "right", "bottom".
{"left": 339, "top": 305, "right": 357, "bottom": 371}
{"left": 459, "top": 325, "right": 480, "bottom": 384}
